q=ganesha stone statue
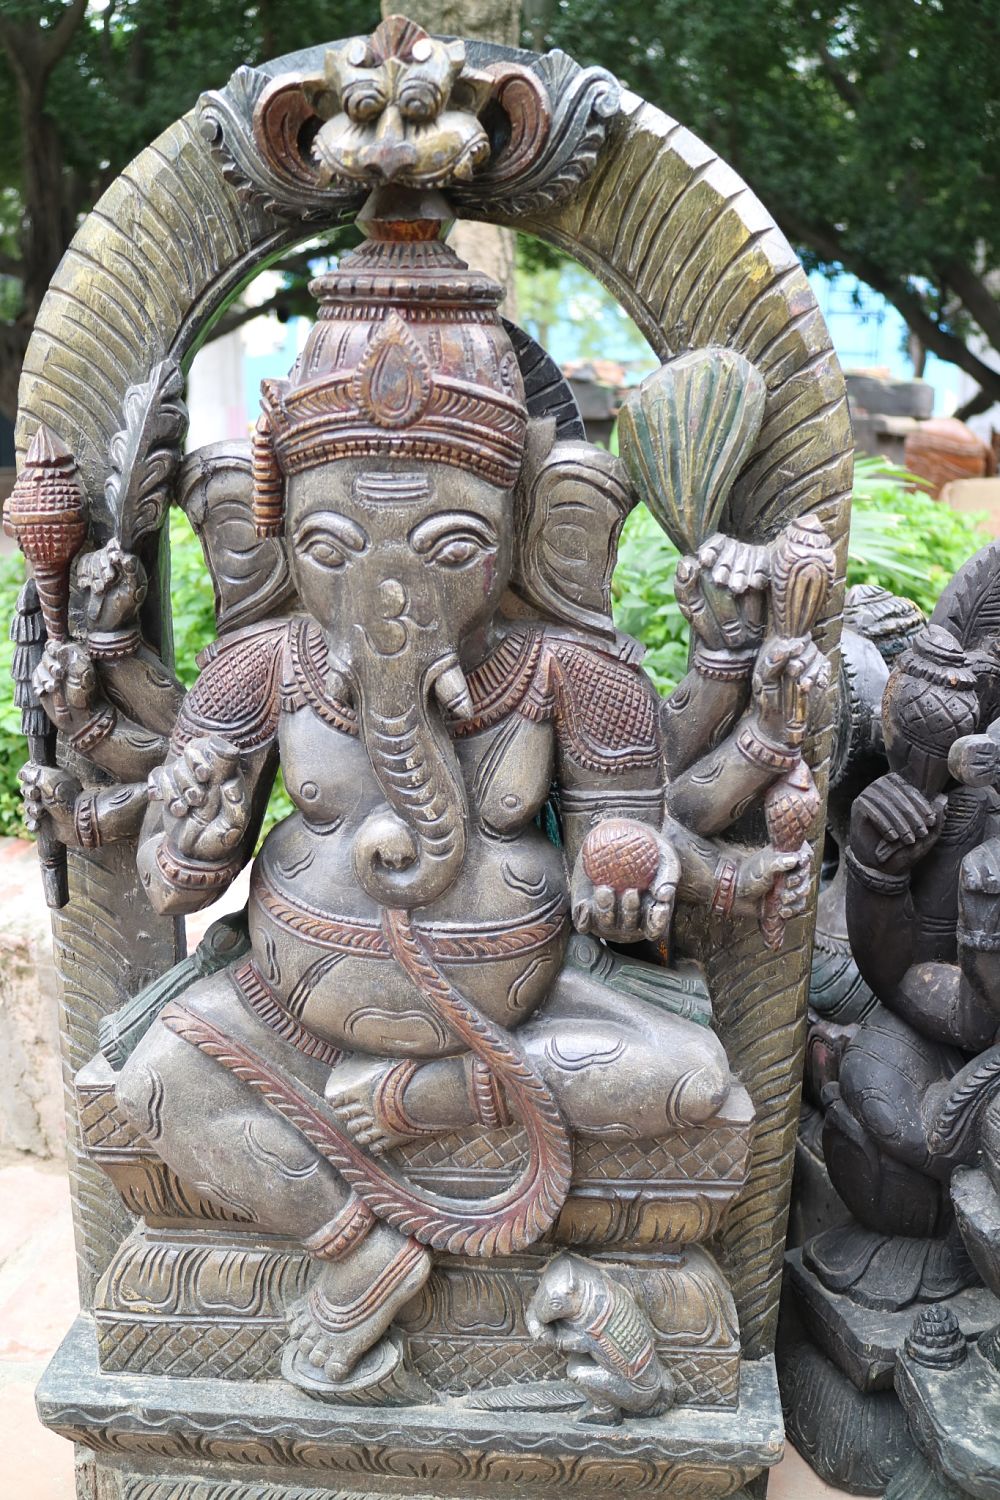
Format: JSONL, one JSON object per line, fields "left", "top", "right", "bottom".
{"left": 13, "top": 17, "right": 852, "bottom": 1499}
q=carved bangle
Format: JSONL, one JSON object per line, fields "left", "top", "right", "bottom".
{"left": 86, "top": 626, "right": 142, "bottom": 660}
{"left": 468, "top": 1057, "right": 514, "bottom": 1129}
{"left": 154, "top": 840, "right": 240, "bottom": 892}
{"left": 67, "top": 705, "right": 117, "bottom": 755}
{"left": 844, "top": 848, "right": 910, "bottom": 895}
{"left": 73, "top": 791, "right": 102, "bottom": 850}
{"left": 735, "top": 723, "right": 799, "bottom": 773}
{"left": 693, "top": 644, "right": 757, "bottom": 681}
{"left": 710, "top": 857, "right": 739, "bottom": 917}
{"left": 302, "top": 1196, "right": 376, "bottom": 1262}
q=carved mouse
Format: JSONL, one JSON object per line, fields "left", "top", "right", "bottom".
{"left": 526, "top": 1253, "right": 676, "bottom": 1424}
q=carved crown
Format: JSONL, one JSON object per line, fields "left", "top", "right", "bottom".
{"left": 253, "top": 233, "right": 528, "bottom": 534}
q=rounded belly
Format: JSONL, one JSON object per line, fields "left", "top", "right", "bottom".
{"left": 248, "top": 815, "right": 569, "bottom": 1057}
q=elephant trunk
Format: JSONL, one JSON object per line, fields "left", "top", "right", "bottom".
{"left": 351, "top": 647, "right": 470, "bottom": 910}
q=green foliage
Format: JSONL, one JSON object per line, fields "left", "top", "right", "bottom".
{"left": 846, "top": 455, "right": 990, "bottom": 614}
{"left": 611, "top": 454, "right": 991, "bottom": 695}
{"left": 541, "top": 0, "right": 1000, "bottom": 401}
{"left": 168, "top": 508, "right": 218, "bottom": 690}
{"left": 611, "top": 506, "right": 689, "bottom": 695}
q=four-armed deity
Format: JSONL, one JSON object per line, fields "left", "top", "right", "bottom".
{"left": 9, "top": 16, "right": 854, "bottom": 1499}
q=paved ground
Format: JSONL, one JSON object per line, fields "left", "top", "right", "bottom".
{"left": 0, "top": 1164, "right": 846, "bottom": 1499}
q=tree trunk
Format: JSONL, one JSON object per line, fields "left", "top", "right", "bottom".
{"left": 380, "top": 0, "right": 522, "bottom": 317}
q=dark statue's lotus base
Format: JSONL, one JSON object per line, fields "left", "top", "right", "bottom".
{"left": 38, "top": 1317, "right": 782, "bottom": 1499}
{"left": 781, "top": 1251, "right": 998, "bottom": 1494}
{"left": 786, "top": 1249, "right": 996, "bottom": 1392}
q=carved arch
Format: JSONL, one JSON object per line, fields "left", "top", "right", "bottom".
{"left": 17, "top": 38, "right": 852, "bottom": 1347}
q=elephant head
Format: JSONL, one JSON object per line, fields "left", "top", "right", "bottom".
{"left": 286, "top": 459, "right": 513, "bottom": 910}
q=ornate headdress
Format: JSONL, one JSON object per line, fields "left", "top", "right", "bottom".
{"left": 252, "top": 223, "right": 527, "bottom": 536}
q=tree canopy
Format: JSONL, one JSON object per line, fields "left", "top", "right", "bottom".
{"left": 1, "top": 0, "right": 998, "bottom": 422}
{"left": 541, "top": 0, "right": 1000, "bottom": 417}
{"left": 0, "top": 0, "right": 373, "bottom": 419}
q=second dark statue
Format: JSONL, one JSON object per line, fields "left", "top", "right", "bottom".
{"left": 783, "top": 545, "right": 1000, "bottom": 1495}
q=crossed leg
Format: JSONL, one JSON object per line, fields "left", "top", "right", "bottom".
{"left": 326, "top": 960, "right": 733, "bottom": 1148}
{"left": 115, "top": 969, "right": 431, "bottom": 1387}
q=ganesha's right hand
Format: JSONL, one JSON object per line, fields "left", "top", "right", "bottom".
{"left": 18, "top": 763, "right": 82, "bottom": 842}
{"left": 750, "top": 635, "right": 831, "bottom": 746}
{"left": 147, "top": 736, "right": 250, "bottom": 862}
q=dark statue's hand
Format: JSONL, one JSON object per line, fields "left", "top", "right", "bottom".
{"left": 750, "top": 635, "right": 831, "bottom": 746}
{"left": 571, "top": 823, "right": 681, "bottom": 944}
{"left": 674, "top": 534, "right": 769, "bottom": 655}
{"left": 18, "top": 763, "right": 82, "bottom": 842}
{"left": 32, "top": 641, "right": 101, "bottom": 732}
{"left": 76, "top": 539, "right": 148, "bottom": 634}
{"left": 849, "top": 771, "right": 946, "bottom": 875}
{"left": 148, "top": 735, "right": 250, "bottom": 862}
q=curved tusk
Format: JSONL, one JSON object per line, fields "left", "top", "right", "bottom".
{"left": 433, "top": 660, "right": 473, "bottom": 721}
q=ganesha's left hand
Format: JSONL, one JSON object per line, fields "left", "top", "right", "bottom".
{"left": 674, "top": 534, "right": 770, "bottom": 656}
{"left": 571, "top": 821, "right": 681, "bottom": 943}
{"left": 732, "top": 845, "right": 811, "bottom": 919}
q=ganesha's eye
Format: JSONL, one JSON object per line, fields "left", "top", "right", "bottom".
{"left": 302, "top": 537, "right": 347, "bottom": 569}
{"left": 428, "top": 535, "right": 488, "bottom": 568}
{"left": 296, "top": 511, "right": 368, "bottom": 571}
{"left": 410, "top": 512, "right": 499, "bottom": 568}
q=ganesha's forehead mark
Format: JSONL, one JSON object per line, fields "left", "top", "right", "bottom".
{"left": 353, "top": 471, "right": 431, "bottom": 505}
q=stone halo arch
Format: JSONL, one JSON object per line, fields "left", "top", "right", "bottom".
{"left": 17, "top": 35, "right": 853, "bottom": 1352}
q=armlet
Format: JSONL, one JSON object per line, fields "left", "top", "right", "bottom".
{"left": 535, "top": 636, "right": 661, "bottom": 775}
{"left": 171, "top": 618, "right": 290, "bottom": 755}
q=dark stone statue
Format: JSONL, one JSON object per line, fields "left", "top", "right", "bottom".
{"left": 782, "top": 541, "right": 1000, "bottom": 1495}
{"left": 9, "top": 16, "right": 852, "bottom": 1498}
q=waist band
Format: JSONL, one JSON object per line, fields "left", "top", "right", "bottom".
{"left": 252, "top": 868, "right": 567, "bottom": 962}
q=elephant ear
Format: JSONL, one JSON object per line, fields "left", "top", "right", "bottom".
{"left": 513, "top": 425, "right": 634, "bottom": 643}
{"left": 175, "top": 440, "right": 296, "bottom": 636}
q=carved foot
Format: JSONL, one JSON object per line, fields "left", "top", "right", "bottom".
{"left": 324, "top": 1057, "right": 430, "bottom": 1154}
{"left": 284, "top": 1230, "right": 431, "bottom": 1392}
{"left": 281, "top": 1329, "right": 432, "bottom": 1406}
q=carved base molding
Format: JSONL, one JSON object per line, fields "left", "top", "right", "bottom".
{"left": 896, "top": 1344, "right": 1000, "bottom": 1500}
{"left": 88, "top": 1481, "right": 767, "bottom": 1500}
{"left": 39, "top": 1318, "right": 782, "bottom": 1499}
{"left": 94, "top": 1227, "right": 741, "bottom": 1410}
{"left": 786, "top": 1248, "right": 996, "bottom": 1392}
